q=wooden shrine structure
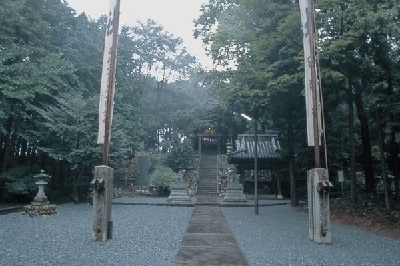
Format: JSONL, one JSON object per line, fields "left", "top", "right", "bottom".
{"left": 227, "top": 133, "right": 286, "bottom": 196}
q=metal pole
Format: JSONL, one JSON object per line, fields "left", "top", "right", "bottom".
{"left": 254, "top": 120, "right": 259, "bottom": 215}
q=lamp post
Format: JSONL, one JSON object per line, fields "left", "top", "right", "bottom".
{"left": 241, "top": 113, "right": 259, "bottom": 215}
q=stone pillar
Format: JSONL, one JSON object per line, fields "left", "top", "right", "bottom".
{"left": 33, "top": 180, "right": 49, "bottom": 205}
{"left": 308, "top": 168, "right": 331, "bottom": 244}
{"left": 92, "top": 165, "right": 113, "bottom": 242}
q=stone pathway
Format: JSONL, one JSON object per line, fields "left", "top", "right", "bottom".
{"left": 174, "top": 195, "right": 248, "bottom": 266}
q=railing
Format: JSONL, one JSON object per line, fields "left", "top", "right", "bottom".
{"left": 217, "top": 155, "right": 220, "bottom": 194}
{"left": 196, "top": 153, "right": 201, "bottom": 194}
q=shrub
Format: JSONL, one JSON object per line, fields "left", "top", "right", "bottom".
{"left": 148, "top": 165, "right": 175, "bottom": 195}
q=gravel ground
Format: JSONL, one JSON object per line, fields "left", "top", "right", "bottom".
{"left": 1, "top": 200, "right": 400, "bottom": 266}
{"left": 221, "top": 204, "right": 400, "bottom": 266}
{"left": 0, "top": 202, "right": 192, "bottom": 266}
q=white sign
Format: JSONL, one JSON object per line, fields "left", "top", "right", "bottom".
{"left": 338, "top": 170, "right": 344, "bottom": 183}
{"left": 97, "top": 0, "right": 120, "bottom": 144}
{"left": 299, "top": 0, "right": 322, "bottom": 146}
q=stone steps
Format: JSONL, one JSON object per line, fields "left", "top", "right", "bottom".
{"left": 197, "top": 155, "right": 218, "bottom": 195}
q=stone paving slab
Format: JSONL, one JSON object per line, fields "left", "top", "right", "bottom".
{"left": 175, "top": 246, "right": 248, "bottom": 266}
{"left": 174, "top": 196, "right": 249, "bottom": 266}
{"left": 180, "top": 233, "right": 239, "bottom": 248}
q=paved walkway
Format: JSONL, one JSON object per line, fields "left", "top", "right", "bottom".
{"left": 174, "top": 195, "right": 248, "bottom": 266}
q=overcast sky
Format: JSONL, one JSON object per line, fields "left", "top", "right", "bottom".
{"left": 66, "top": 0, "right": 213, "bottom": 69}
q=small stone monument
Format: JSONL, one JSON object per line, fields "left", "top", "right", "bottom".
{"left": 224, "top": 168, "right": 247, "bottom": 202}
{"left": 21, "top": 170, "right": 58, "bottom": 217}
{"left": 168, "top": 170, "right": 191, "bottom": 203}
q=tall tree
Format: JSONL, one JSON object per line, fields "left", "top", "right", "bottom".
{"left": 195, "top": 0, "right": 309, "bottom": 204}
{"left": 317, "top": 0, "right": 400, "bottom": 195}
{"left": 120, "top": 20, "right": 196, "bottom": 150}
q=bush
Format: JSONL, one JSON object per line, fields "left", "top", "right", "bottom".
{"left": 165, "top": 138, "right": 193, "bottom": 172}
{"left": 148, "top": 165, "right": 175, "bottom": 196}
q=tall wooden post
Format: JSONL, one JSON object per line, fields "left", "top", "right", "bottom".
{"left": 308, "top": 168, "right": 331, "bottom": 243}
{"left": 308, "top": 0, "right": 320, "bottom": 168}
{"left": 92, "top": 166, "right": 114, "bottom": 241}
{"left": 93, "top": 0, "right": 120, "bottom": 242}
{"left": 98, "top": 0, "right": 121, "bottom": 166}
{"left": 300, "top": 0, "right": 331, "bottom": 244}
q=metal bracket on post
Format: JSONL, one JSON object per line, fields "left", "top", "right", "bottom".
{"left": 91, "top": 178, "right": 106, "bottom": 192}
{"left": 316, "top": 181, "right": 333, "bottom": 194}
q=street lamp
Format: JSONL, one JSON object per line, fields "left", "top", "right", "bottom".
{"left": 240, "top": 113, "right": 252, "bottom": 121}
{"left": 241, "top": 113, "right": 259, "bottom": 215}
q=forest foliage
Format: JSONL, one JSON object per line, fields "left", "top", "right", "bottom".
{"left": 0, "top": 0, "right": 399, "bottom": 211}
{"left": 0, "top": 0, "right": 205, "bottom": 202}
{"left": 194, "top": 0, "right": 400, "bottom": 209}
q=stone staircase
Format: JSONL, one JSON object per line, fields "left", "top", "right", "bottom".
{"left": 196, "top": 154, "right": 218, "bottom": 195}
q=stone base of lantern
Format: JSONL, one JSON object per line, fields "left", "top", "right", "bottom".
{"left": 168, "top": 181, "right": 191, "bottom": 203}
{"left": 21, "top": 204, "right": 58, "bottom": 217}
{"left": 32, "top": 197, "right": 49, "bottom": 206}
{"left": 223, "top": 183, "right": 247, "bottom": 202}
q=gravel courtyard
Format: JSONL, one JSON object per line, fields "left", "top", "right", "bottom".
{"left": 0, "top": 201, "right": 399, "bottom": 266}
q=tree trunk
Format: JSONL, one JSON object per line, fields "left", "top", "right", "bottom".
{"left": 391, "top": 130, "right": 400, "bottom": 206}
{"left": 19, "top": 138, "right": 28, "bottom": 165}
{"left": 388, "top": 69, "right": 399, "bottom": 205}
{"left": 0, "top": 133, "right": 4, "bottom": 173}
{"left": 353, "top": 91, "right": 375, "bottom": 193}
{"left": 392, "top": 132, "right": 400, "bottom": 206}
{"left": 1, "top": 117, "right": 13, "bottom": 172}
{"left": 348, "top": 83, "right": 357, "bottom": 203}
{"left": 376, "top": 110, "right": 390, "bottom": 210}
{"left": 288, "top": 122, "right": 298, "bottom": 206}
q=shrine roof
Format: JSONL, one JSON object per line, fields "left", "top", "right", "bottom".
{"left": 227, "top": 134, "right": 284, "bottom": 168}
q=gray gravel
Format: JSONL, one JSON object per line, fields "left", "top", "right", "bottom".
{"left": 0, "top": 202, "right": 192, "bottom": 266}
{"left": 1, "top": 200, "right": 399, "bottom": 266}
{"left": 221, "top": 204, "right": 400, "bottom": 266}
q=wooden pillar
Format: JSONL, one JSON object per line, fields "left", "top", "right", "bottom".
{"left": 276, "top": 174, "right": 283, "bottom": 199}
{"left": 308, "top": 168, "right": 331, "bottom": 244}
{"left": 92, "top": 165, "right": 113, "bottom": 242}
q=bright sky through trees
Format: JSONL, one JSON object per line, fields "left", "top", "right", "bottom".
{"left": 66, "top": 0, "right": 213, "bottom": 69}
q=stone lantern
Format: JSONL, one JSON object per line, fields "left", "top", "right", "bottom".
{"left": 21, "top": 170, "right": 58, "bottom": 217}
{"left": 224, "top": 167, "right": 246, "bottom": 202}
{"left": 226, "top": 140, "right": 232, "bottom": 153}
{"left": 32, "top": 170, "right": 51, "bottom": 206}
